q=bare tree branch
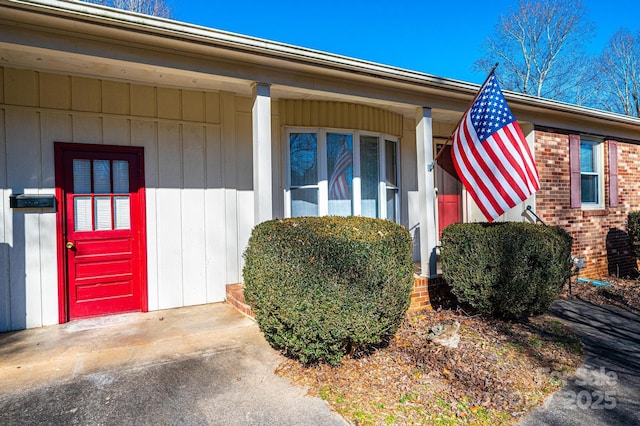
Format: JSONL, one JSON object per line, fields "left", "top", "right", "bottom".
{"left": 597, "top": 29, "right": 640, "bottom": 117}
{"left": 81, "top": 0, "right": 172, "bottom": 18}
{"left": 475, "top": 0, "right": 594, "bottom": 102}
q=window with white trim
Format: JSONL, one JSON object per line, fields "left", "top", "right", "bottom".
{"left": 285, "top": 128, "right": 399, "bottom": 222}
{"left": 580, "top": 137, "right": 604, "bottom": 208}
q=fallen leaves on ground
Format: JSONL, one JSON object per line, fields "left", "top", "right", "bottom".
{"left": 564, "top": 276, "right": 640, "bottom": 313}
{"left": 276, "top": 308, "right": 583, "bottom": 425}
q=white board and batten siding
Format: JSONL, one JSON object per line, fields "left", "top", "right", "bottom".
{"left": 0, "top": 67, "right": 253, "bottom": 331}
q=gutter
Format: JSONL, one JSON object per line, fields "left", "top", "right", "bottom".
{"left": 0, "top": 0, "right": 477, "bottom": 94}
{"left": 2, "top": 0, "right": 640, "bottom": 129}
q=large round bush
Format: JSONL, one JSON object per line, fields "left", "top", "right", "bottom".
{"left": 441, "top": 222, "right": 573, "bottom": 319}
{"left": 243, "top": 216, "right": 414, "bottom": 365}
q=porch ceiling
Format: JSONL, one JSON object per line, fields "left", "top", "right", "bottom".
{"left": 0, "top": 41, "right": 464, "bottom": 124}
{"left": 0, "top": 42, "right": 255, "bottom": 96}
{"left": 270, "top": 86, "right": 463, "bottom": 124}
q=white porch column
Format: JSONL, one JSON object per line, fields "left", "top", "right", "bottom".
{"left": 415, "top": 107, "right": 438, "bottom": 277}
{"left": 252, "top": 82, "right": 273, "bottom": 224}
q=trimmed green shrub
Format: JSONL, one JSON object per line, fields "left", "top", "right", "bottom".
{"left": 441, "top": 222, "right": 573, "bottom": 320}
{"left": 628, "top": 211, "right": 640, "bottom": 259}
{"left": 243, "top": 216, "right": 414, "bottom": 365}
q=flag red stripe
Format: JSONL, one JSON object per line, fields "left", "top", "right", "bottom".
{"left": 461, "top": 119, "right": 516, "bottom": 209}
{"left": 451, "top": 130, "right": 495, "bottom": 221}
{"left": 503, "top": 124, "right": 540, "bottom": 191}
{"left": 476, "top": 133, "right": 526, "bottom": 206}
{"left": 453, "top": 120, "right": 505, "bottom": 216}
{"left": 458, "top": 120, "right": 510, "bottom": 215}
{"left": 502, "top": 127, "right": 538, "bottom": 193}
{"left": 494, "top": 126, "right": 536, "bottom": 193}
{"left": 332, "top": 174, "right": 349, "bottom": 200}
{"left": 329, "top": 143, "right": 352, "bottom": 200}
{"left": 483, "top": 128, "right": 532, "bottom": 202}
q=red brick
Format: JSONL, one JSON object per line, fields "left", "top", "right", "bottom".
{"left": 535, "top": 132, "right": 640, "bottom": 279}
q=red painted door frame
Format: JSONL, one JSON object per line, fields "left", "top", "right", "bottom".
{"left": 55, "top": 142, "right": 148, "bottom": 323}
{"left": 435, "top": 145, "right": 463, "bottom": 239}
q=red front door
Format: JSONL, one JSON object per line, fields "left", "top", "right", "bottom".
{"left": 56, "top": 143, "right": 147, "bottom": 320}
{"left": 436, "top": 145, "right": 463, "bottom": 239}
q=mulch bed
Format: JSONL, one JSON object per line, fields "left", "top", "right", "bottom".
{"left": 275, "top": 276, "right": 639, "bottom": 425}
{"left": 276, "top": 308, "right": 583, "bottom": 425}
{"left": 563, "top": 276, "right": 640, "bottom": 314}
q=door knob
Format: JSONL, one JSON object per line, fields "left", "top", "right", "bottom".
{"left": 66, "top": 242, "right": 75, "bottom": 249}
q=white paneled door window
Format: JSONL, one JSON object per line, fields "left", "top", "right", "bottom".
{"left": 285, "top": 128, "right": 399, "bottom": 222}
{"left": 72, "top": 159, "right": 131, "bottom": 231}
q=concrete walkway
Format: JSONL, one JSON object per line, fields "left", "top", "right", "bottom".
{"left": 0, "top": 303, "right": 346, "bottom": 425}
{"left": 520, "top": 299, "right": 640, "bottom": 426}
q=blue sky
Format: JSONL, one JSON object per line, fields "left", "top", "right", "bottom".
{"left": 173, "top": 0, "right": 640, "bottom": 85}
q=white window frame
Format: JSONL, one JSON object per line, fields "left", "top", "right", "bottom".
{"left": 284, "top": 127, "right": 400, "bottom": 222}
{"left": 383, "top": 137, "right": 400, "bottom": 222}
{"left": 580, "top": 136, "right": 604, "bottom": 210}
{"left": 284, "top": 128, "right": 321, "bottom": 218}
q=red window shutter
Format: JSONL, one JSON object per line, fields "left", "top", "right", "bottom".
{"left": 608, "top": 140, "right": 619, "bottom": 207}
{"left": 569, "top": 134, "right": 581, "bottom": 208}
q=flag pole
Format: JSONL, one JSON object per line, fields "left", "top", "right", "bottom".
{"left": 427, "top": 62, "right": 499, "bottom": 172}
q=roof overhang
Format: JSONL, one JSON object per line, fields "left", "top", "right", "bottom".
{"left": 1, "top": 0, "right": 639, "bottom": 139}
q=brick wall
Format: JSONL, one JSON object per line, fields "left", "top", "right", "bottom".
{"left": 225, "top": 283, "right": 254, "bottom": 318}
{"left": 535, "top": 130, "right": 640, "bottom": 279}
{"left": 410, "top": 276, "right": 455, "bottom": 311}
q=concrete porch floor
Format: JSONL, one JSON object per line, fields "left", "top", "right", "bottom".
{"left": 0, "top": 303, "right": 253, "bottom": 391}
{"left": 0, "top": 303, "right": 346, "bottom": 425}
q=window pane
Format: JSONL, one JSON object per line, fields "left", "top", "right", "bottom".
{"left": 327, "top": 133, "right": 353, "bottom": 216}
{"left": 360, "top": 136, "right": 379, "bottom": 218}
{"left": 114, "top": 196, "right": 131, "bottom": 230}
{"left": 581, "top": 175, "right": 598, "bottom": 203}
{"left": 94, "top": 196, "right": 112, "bottom": 230}
{"left": 74, "top": 196, "right": 92, "bottom": 231}
{"left": 291, "top": 188, "right": 318, "bottom": 217}
{"left": 385, "top": 140, "right": 398, "bottom": 187}
{"left": 93, "top": 160, "right": 111, "bottom": 194}
{"left": 113, "top": 160, "right": 129, "bottom": 193}
{"left": 580, "top": 142, "right": 595, "bottom": 173}
{"left": 290, "top": 133, "right": 317, "bottom": 187}
{"left": 386, "top": 189, "right": 398, "bottom": 223}
{"left": 73, "top": 159, "right": 91, "bottom": 194}
{"left": 328, "top": 198, "right": 353, "bottom": 216}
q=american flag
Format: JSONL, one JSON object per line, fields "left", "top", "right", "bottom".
{"left": 328, "top": 142, "right": 352, "bottom": 200}
{"left": 452, "top": 72, "right": 540, "bottom": 222}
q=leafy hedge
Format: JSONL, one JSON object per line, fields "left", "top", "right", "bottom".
{"left": 243, "top": 216, "right": 414, "bottom": 365}
{"left": 441, "top": 222, "right": 573, "bottom": 319}
{"left": 628, "top": 211, "right": 640, "bottom": 259}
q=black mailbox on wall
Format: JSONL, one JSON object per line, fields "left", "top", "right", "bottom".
{"left": 9, "top": 194, "right": 56, "bottom": 209}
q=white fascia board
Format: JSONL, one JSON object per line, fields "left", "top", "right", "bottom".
{"left": 3, "top": 0, "right": 640, "bottom": 131}
{"left": 505, "top": 90, "right": 640, "bottom": 128}
{"left": 1, "top": 0, "right": 476, "bottom": 92}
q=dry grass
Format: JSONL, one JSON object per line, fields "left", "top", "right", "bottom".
{"left": 276, "top": 307, "right": 583, "bottom": 425}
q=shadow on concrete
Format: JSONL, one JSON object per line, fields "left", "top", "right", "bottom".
{"left": 0, "top": 303, "right": 346, "bottom": 425}
{"left": 520, "top": 299, "right": 640, "bottom": 426}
